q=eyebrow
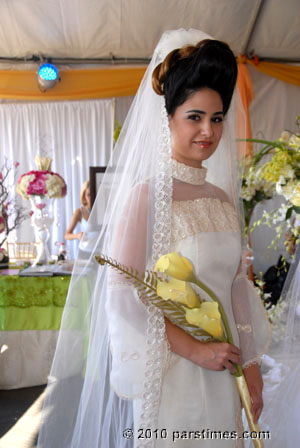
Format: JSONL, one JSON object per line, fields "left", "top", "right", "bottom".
{"left": 185, "top": 109, "right": 224, "bottom": 115}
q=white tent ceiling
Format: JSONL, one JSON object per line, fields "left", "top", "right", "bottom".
{"left": 0, "top": 0, "right": 299, "bottom": 63}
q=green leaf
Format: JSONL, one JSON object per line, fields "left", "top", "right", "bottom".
{"left": 237, "top": 137, "right": 282, "bottom": 148}
{"left": 286, "top": 207, "right": 294, "bottom": 220}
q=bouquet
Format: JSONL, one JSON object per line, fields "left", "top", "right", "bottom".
{"left": 95, "top": 251, "right": 264, "bottom": 448}
{"left": 17, "top": 156, "right": 67, "bottom": 200}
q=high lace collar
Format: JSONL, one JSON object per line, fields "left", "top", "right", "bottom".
{"left": 172, "top": 159, "right": 207, "bottom": 185}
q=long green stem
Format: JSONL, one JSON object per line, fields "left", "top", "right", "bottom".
{"left": 191, "top": 275, "right": 242, "bottom": 377}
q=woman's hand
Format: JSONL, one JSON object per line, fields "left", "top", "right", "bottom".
{"left": 164, "top": 318, "right": 241, "bottom": 375}
{"left": 243, "top": 363, "right": 263, "bottom": 423}
{"left": 191, "top": 341, "right": 241, "bottom": 375}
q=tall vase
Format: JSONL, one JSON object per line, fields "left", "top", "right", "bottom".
{"left": 30, "top": 197, "right": 54, "bottom": 266}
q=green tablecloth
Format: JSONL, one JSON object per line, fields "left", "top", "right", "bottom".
{"left": 0, "top": 276, "right": 70, "bottom": 331}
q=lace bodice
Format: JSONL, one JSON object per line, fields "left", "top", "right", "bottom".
{"left": 171, "top": 197, "right": 240, "bottom": 242}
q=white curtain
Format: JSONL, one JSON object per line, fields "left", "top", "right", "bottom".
{"left": 249, "top": 67, "right": 300, "bottom": 275}
{"left": 0, "top": 99, "right": 114, "bottom": 259}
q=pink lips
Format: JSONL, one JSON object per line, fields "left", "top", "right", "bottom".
{"left": 193, "top": 141, "right": 212, "bottom": 148}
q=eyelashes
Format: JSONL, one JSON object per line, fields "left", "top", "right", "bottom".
{"left": 187, "top": 114, "right": 224, "bottom": 123}
{"left": 212, "top": 116, "right": 224, "bottom": 123}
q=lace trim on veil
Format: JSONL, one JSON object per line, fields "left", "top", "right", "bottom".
{"left": 136, "top": 99, "right": 173, "bottom": 447}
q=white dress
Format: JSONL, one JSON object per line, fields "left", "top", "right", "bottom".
{"left": 133, "top": 199, "right": 244, "bottom": 447}
{"left": 160, "top": 201, "right": 243, "bottom": 446}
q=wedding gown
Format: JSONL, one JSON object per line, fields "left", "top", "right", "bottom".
{"left": 108, "top": 161, "right": 270, "bottom": 448}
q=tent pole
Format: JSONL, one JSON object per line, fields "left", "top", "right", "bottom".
{"left": 240, "top": 0, "right": 265, "bottom": 55}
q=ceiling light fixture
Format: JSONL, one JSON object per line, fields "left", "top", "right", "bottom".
{"left": 37, "top": 63, "right": 60, "bottom": 92}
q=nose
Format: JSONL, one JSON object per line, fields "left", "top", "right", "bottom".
{"left": 200, "top": 119, "right": 213, "bottom": 138}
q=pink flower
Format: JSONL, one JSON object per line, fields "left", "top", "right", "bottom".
{"left": 36, "top": 203, "right": 46, "bottom": 210}
{"left": 35, "top": 171, "right": 48, "bottom": 181}
{"left": 29, "top": 210, "right": 34, "bottom": 216}
{"left": 18, "top": 169, "right": 67, "bottom": 199}
{"left": 27, "top": 178, "right": 47, "bottom": 196}
{"left": 0, "top": 172, "right": 2, "bottom": 180}
{"left": 14, "top": 161, "right": 20, "bottom": 168}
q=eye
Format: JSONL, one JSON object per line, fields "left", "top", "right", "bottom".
{"left": 212, "top": 116, "right": 224, "bottom": 124}
{"left": 187, "top": 114, "right": 201, "bottom": 121}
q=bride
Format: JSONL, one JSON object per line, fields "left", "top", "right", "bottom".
{"left": 38, "top": 29, "right": 270, "bottom": 448}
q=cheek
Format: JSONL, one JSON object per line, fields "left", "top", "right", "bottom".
{"left": 169, "top": 122, "right": 182, "bottom": 146}
{"left": 215, "top": 125, "right": 223, "bottom": 143}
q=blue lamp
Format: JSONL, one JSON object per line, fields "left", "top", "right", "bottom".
{"left": 37, "top": 63, "right": 60, "bottom": 92}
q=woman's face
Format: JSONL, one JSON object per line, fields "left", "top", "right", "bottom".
{"left": 85, "top": 187, "right": 91, "bottom": 208}
{"left": 169, "top": 88, "right": 224, "bottom": 168}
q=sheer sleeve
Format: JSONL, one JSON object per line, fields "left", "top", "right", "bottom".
{"left": 105, "top": 183, "right": 168, "bottom": 399}
{"left": 231, "top": 262, "right": 271, "bottom": 368}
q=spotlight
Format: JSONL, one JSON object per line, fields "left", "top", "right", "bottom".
{"left": 37, "top": 63, "right": 60, "bottom": 92}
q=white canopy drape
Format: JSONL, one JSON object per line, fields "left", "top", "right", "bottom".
{"left": 0, "top": 99, "right": 114, "bottom": 259}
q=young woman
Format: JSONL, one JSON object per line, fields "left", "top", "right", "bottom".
{"left": 38, "top": 29, "right": 270, "bottom": 448}
{"left": 65, "top": 181, "right": 91, "bottom": 241}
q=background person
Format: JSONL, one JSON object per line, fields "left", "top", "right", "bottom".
{"left": 64, "top": 181, "right": 91, "bottom": 241}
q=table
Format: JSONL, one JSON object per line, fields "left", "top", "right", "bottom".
{"left": 0, "top": 274, "right": 70, "bottom": 389}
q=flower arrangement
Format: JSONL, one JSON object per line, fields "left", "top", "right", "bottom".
{"left": 17, "top": 156, "right": 67, "bottom": 200}
{"left": 95, "top": 251, "right": 263, "bottom": 447}
{"left": 241, "top": 117, "right": 300, "bottom": 253}
{"left": 241, "top": 162, "right": 273, "bottom": 229}
{"left": 0, "top": 159, "right": 28, "bottom": 249}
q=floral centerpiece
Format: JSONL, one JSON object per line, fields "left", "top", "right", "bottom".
{"left": 241, "top": 117, "right": 300, "bottom": 253}
{"left": 0, "top": 159, "right": 28, "bottom": 262}
{"left": 17, "top": 156, "right": 67, "bottom": 200}
{"left": 17, "top": 156, "right": 67, "bottom": 265}
{"left": 95, "top": 252, "right": 264, "bottom": 448}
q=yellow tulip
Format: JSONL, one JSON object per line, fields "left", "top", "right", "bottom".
{"left": 185, "top": 302, "right": 224, "bottom": 340}
{"left": 157, "top": 278, "right": 200, "bottom": 308}
{"left": 154, "top": 252, "right": 195, "bottom": 281}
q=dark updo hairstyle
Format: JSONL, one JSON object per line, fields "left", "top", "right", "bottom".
{"left": 152, "top": 39, "right": 237, "bottom": 116}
